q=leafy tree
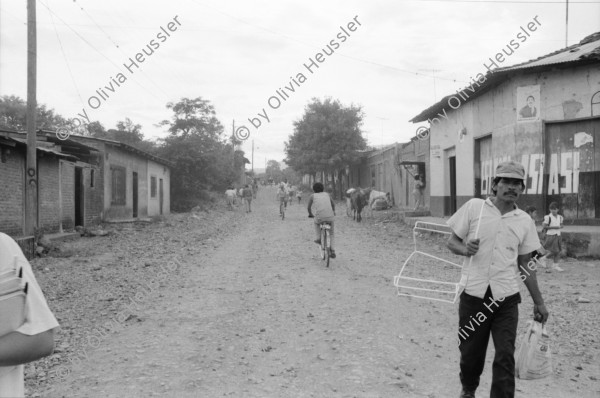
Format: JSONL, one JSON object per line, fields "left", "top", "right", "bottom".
{"left": 157, "top": 97, "right": 241, "bottom": 210}
{"left": 285, "top": 97, "right": 366, "bottom": 197}
{"left": 0, "top": 95, "right": 68, "bottom": 130}
{"left": 113, "top": 117, "right": 143, "bottom": 143}
{"left": 266, "top": 160, "right": 282, "bottom": 181}
{"left": 86, "top": 121, "right": 109, "bottom": 138}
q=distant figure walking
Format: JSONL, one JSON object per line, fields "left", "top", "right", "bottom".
{"left": 413, "top": 175, "right": 424, "bottom": 211}
{"left": 542, "top": 202, "right": 564, "bottom": 272}
{"left": 225, "top": 186, "right": 237, "bottom": 210}
{"left": 243, "top": 184, "right": 253, "bottom": 213}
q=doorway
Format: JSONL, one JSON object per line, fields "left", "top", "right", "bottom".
{"left": 74, "top": 167, "right": 84, "bottom": 226}
{"left": 159, "top": 179, "right": 164, "bottom": 215}
{"left": 449, "top": 156, "right": 457, "bottom": 215}
{"left": 132, "top": 172, "right": 138, "bottom": 218}
{"left": 545, "top": 118, "right": 600, "bottom": 219}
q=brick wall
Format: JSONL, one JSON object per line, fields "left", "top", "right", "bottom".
{"left": 0, "top": 146, "right": 24, "bottom": 236}
{"left": 38, "top": 156, "right": 61, "bottom": 233}
{"left": 61, "top": 161, "right": 75, "bottom": 230}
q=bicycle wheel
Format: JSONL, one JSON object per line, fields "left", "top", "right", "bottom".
{"left": 324, "top": 230, "right": 330, "bottom": 267}
{"left": 319, "top": 228, "right": 326, "bottom": 260}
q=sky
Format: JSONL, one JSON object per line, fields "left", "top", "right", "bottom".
{"left": 1, "top": 0, "right": 599, "bottom": 170}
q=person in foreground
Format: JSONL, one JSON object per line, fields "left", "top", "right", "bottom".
{"left": 446, "top": 161, "right": 549, "bottom": 398}
{"left": 0, "top": 233, "right": 59, "bottom": 398}
{"left": 307, "top": 182, "right": 336, "bottom": 258}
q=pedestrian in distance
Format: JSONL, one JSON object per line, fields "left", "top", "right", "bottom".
{"left": 447, "top": 161, "right": 549, "bottom": 398}
{"left": 243, "top": 184, "right": 253, "bottom": 213}
{"left": 0, "top": 233, "right": 59, "bottom": 398}
{"left": 525, "top": 206, "right": 549, "bottom": 269}
{"left": 307, "top": 182, "right": 336, "bottom": 258}
{"left": 413, "top": 174, "right": 424, "bottom": 211}
{"left": 225, "top": 186, "right": 237, "bottom": 210}
{"left": 276, "top": 183, "right": 288, "bottom": 215}
{"left": 252, "top": 180, "right": 258, "bottom": 200}
{"left": 296, "top": 189, "right": 302, "bottom": 204}
{"left": 541, "top": 202, "right": 564, "bottom": 272}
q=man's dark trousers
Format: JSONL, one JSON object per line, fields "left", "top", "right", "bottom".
{"left": 458, "top": 286, "right": 521, "bottom": 398}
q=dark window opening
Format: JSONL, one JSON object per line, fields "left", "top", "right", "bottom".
{"left": 111, "top": 166, "right": 126, "bottom": 205}
{"left": 90, "top": 169, "right": 95, "bottom": 188}
{"left": 150, "top": 176, "right": 157, "bottom": 198}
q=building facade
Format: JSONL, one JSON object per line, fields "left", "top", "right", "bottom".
{"left": 411, "top": 32, "right": 600, "bottom": 220}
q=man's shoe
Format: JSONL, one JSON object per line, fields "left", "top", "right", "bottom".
{"left": 459, "top": 388, "right": 476, "bottom": 398}
{"left": 329, "top": 250, "right": 336, "bottom": 259}
{"left": 314, "top": 239, "right": 321, "bottom": 245}
{"left": 553, "top": 265, "right": 564, "bottom": 272}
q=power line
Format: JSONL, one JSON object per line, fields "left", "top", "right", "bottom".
{"left": 45, "top": 0, "right": 83, "bottom": 104}
{"left": 37, "top": 0, "right": 167, "bottom": 105}
{"left": 187, "top": 0, "right": 468, "bottom": 84}
{"left": 414, "top": 0, "right": 599, "bottom": 3}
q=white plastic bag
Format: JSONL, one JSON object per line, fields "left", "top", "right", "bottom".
{"left": 515, "top": 320, "right": 552, "bottom": 379}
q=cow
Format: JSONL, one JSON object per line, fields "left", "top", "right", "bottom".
{"left": 350, "top": 188, "right": 371, "bottom": 222}
{"left": 345, "top": 188, "right": 357, "bottom": 217}
{"left": 365, "top": 190, "right": 391, "bottom": 217}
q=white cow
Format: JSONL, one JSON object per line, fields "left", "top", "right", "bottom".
{"left": 366, "top": 190, "right": 390, "bottom": 216}
{"left": 345, "top": 188, "right": 357, "bottom": 216}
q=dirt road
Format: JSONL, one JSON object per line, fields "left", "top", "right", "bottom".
{"left": 30, "top": 187, "right": 599, "bottom": 397}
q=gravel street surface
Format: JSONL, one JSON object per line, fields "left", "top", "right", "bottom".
{"left": 26, "top": 187, "right": 599, "bottom": 397}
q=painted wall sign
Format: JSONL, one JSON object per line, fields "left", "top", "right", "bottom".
{"left": 480, "top": 151, "right": 580, "bottom": 195}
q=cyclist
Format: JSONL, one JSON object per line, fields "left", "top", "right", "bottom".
{"left": 307, "top": 182, "right": 336, "bottom": 258}
{"left": 277, "top": 182, "right": 288, "bottom": 215}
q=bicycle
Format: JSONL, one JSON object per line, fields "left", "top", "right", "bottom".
{"left": 309, "top": 216, "right": 332, "bottom": 267}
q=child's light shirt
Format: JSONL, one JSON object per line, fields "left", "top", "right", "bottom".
{"left": 0, "top": 233, "right": 59, "bottom": 398}
{"left": 311, "top": 192, "right": 335, "bottom": 223}
{"left": 543, "top": 213, "right": 563, "bottom": 236}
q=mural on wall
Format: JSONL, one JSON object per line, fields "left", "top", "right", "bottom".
{"left": 516, "top": 85, "right": 541, "bottom": 123}
{"left": 480, "top": 151, "right": 581, "bottom": 196}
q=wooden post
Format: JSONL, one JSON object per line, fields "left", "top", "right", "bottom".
{"left": 25, "top": 0, "right": 37, "bottom": 235}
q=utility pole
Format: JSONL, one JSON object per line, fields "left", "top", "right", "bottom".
{"left": 26, "top": 0, "right": 38, "bottom": 235}
{"left": 251, "top": 139, "right": 254, "bottom": 174}
{"left": 565, "top": 0, "right": 569, "bottom": 47}
{"left": 419, "top": 68, "right": 441, "bottom": 102}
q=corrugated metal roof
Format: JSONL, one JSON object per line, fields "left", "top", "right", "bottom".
{"left": 499, "top": 36, "right": 600, "bottom": 72}
{"left": 1, "top": 136, "right": 79, "bottom": 160}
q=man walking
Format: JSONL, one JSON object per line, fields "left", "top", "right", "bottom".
{"left": 446, "top": 161, "right": 549, "bottom": 398}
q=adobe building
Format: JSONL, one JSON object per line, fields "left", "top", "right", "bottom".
{"left": 410, "top": 32, "right": 600, "bottom": 222}
{"left": 0, "top": 129, "right": 101, "bottom": 236}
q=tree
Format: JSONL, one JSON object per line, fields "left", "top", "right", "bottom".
{"left": 156, "top": 97, "right": 239, "bottom": 210}
{"left": 113, "top": 117, "right": 143, "bottom": 143}
{"left": 0, "top": 95, "right": 68, "bottom": 130}
{"left": 86, "top": 121, "right": 109, "bottom": 138}
{"left": 285, "top": 97, "right": 366, "bottom": 197}
{"left": 266, "top": 160, "right": 282, "bottom": 181}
